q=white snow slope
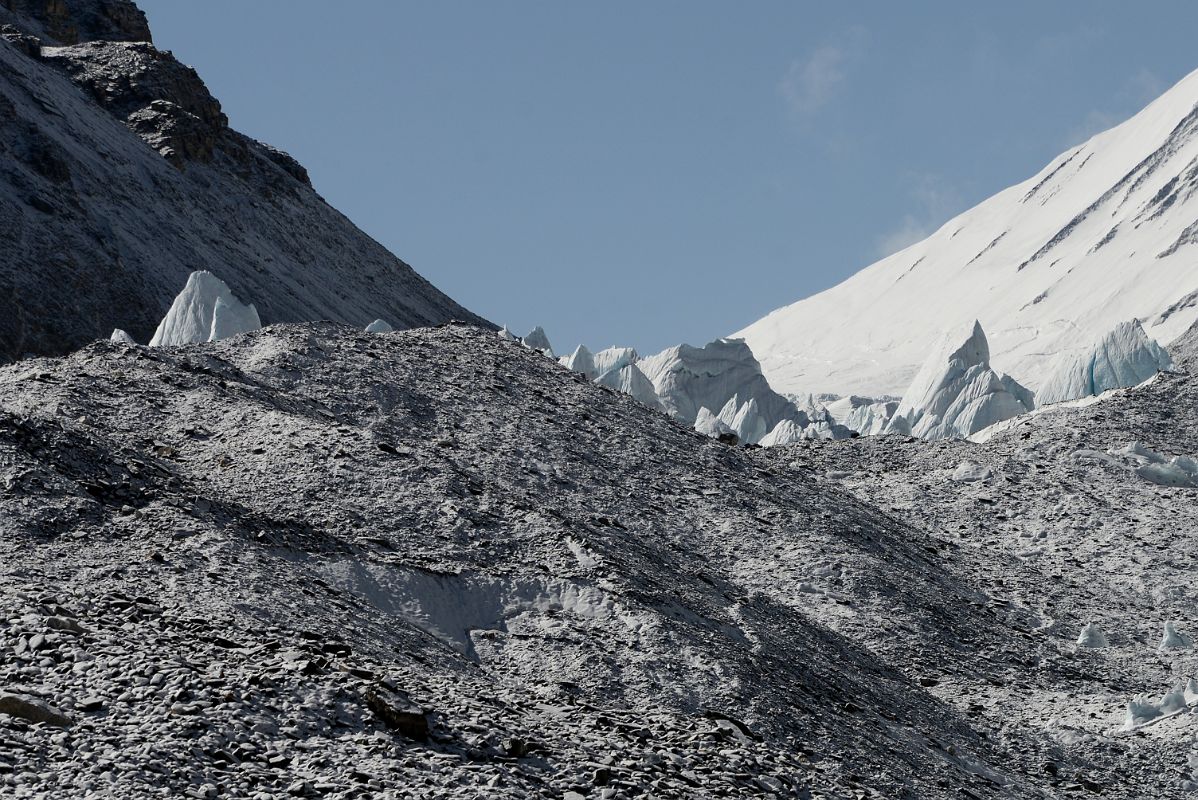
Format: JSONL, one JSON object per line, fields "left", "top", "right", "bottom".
{"left": 735, "top": 67, "right": 1198, "bottom": 398}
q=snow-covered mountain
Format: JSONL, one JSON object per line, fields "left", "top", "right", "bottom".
{"left": 735, "top": 67, "right": 1198, "bottom": 398}
{"left": 0, "top": 0, "right": 486, "bottom": 363}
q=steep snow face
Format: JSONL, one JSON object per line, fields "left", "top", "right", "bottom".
{"left": 594, "top": 364, "right": 664, "bottom": 411}
{"left": 148, "top": 271, "right": 260, "bottom": 346}
{"left": 889, "top": 321, "right": 1034, "bottom": 441}
{"left": 638, "top": 338, "right": 802, "bottom": 431}
{"left": 735, "top": 67, "right": 1198, "bottom": 397}
{"left": 1038, "top": 320, "right": 1174, "bottom": 405}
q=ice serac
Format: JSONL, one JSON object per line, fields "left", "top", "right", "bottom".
{"left": 594, "top": 364, "right": 664, "bottom": 412}
{"left": 734, "top": 67, "right": 1198, "bottom": 398}
{"left": 888, "top": 321, "right": 1034, "bottom": 441}
{"left": 149, "top": 271, "right": 260, "bottom": 347}
{"left": 826, "top": 396, "right": 899, "bottom": 436}
{"left": 0, "top": 0, "right": 489, "bottom": 362}
{"left": 365, "top": 319, "right": 394, "bottom": 334}
{"left": 109, "top": 328, "right": 135, "bottom": 344}
{"left": 593, "top": 347, "right": 638, "bottom": 377}
{"left": 694, "top": 406, "right": 734, "bottom": 438}
{"left": 759, "top": 419, "right": 805, "bottom": 447}
{"left": 1037, "top": 320, "right": 1174, "bottom": 405}
{"left": 559, "top": 345, "right": 598, "bottom": 380}
{"left": 522, "top": 326, "right": 553, "bottom": 357}
{"left": 638, "top": 338, "right": 806, "bottom": 435}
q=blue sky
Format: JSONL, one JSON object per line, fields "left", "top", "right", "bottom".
{"left": 139, "top": 1, "right": 1198, "bottom": 356}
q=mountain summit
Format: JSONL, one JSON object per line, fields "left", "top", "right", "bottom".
{"left": 0, "top": 0, "right": 487, "bottom": 362}
{"left": 735, "top": 67, "right": 1198, "bottom": 398}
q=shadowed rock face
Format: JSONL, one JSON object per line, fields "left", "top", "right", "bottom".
{"left": 1, "top": 0, "right": 150, "bottom": 45}
{"left": 0, "top": 0, "right": 489, "bottom": 363}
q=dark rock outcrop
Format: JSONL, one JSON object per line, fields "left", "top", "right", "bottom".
{"left": 1, "top": 0, "right": 149, "bottom": 45}
{"left": 0, "top": 0, "right": 489, "bottom": 362}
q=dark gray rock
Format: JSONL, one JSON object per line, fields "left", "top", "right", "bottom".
{"left": 0, "top": 693, "right": 72, "bottom": 727}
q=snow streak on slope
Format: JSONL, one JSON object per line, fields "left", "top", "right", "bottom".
{"left": 735, "top": 67, "right": 1198, "bottom": 398}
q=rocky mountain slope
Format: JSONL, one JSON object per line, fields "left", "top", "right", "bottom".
{"left": 735, "top": 67, "right": 1198, "bottom": 399}
{"left": 3, "top": 319, "right": 1196, "bottom": 797}
{"left": 0, "top": 0, "right": 487, "bottom": 363}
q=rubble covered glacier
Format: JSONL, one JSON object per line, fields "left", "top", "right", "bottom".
{"left": 0, "top": 319, "right": 1197, "bottom": 797}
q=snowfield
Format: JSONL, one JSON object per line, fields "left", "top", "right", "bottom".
{"left": 736, "top": 67, "right": 1198, "bottom": 399}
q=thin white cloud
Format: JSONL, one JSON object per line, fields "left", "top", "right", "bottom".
{"left": 780, "top": 29, "right": 867, "bottom": 117}
{"left": 1066, "top": 67, "right": 1164, "bottom": 146}
{"left": 874, "top": 174, "right": 961, "bottom": 258}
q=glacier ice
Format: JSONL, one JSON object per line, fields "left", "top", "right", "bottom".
{"left": 1106, "top": 441, "right": 1198, "bottom": 488}
{"left": 759, "top": 419, "right": 806, "bottom": 447}
{"left": 1160, "top": 621, "right": 1191, "bottom": 651}
{"left": 694, "top": 407, "right": 734, "bottom": 438}
{"left": 1037, "top": 320, "right": 1174, "bottom": 405}
{"left": 594, "top": 364, "right": 664, "bottom": 411}
{"left": 593, "top": 347, "right": 639, "bottom": 377}
{"left": 638, "top": 338, "right": 806, "bottom": 434}
{"left": 1075, "top": 622, "right": 1108, "bottom": 648}
{"left": 803, "top": 408, "right": 854, "bottom": 441}
{"left": 886, "top": 321, "right": 1034, "bottom": 441}
{"left": 728, "top": 398, "right": 768, "bottom": 445}
{"left": 109, "top": 329, "right": 136, "bottom": 344}
{"left": 498, "top": 326, "right": 518, "bottom": 342}
{"left": 149, "top": 271, "right": 261, "bottom": 347}
{"left": 824, "top": 396, "right": 898, "bottom": 436}
{"left": 559, "top": 345, "right": 598, "bottom": 380}
{"left": 521, "top": 326, "right": 554, "bottom": 357}
{"left": 365, "top": 319, "right": 394, "bottom": 334}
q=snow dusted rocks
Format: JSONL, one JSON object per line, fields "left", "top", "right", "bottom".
{"left": 365, "top": 319, "right": 394, "bottom": 334}
{"left": 148, "top": 271, "right": 261, "bottom": 346}
{"left": 1038, "top": 320, "right": 1174, "bottom": 405}
{"left": 887, "top": 321, "right": 1034, "bottom": 440}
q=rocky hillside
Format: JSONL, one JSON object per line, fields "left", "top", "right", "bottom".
{"left": 0, "top": 0, "right": 487, "bottom": 363}
{"left": 4, "top": 320, "right": 1196, "bottom": 797}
